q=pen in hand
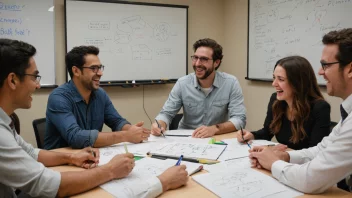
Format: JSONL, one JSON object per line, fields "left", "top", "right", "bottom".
{"left": 175, "top": 155, "right": 183, "bottom": 166}
{"left": 189, "top": 165, "right": 203, "bottom": 176}
{"left": 155, "top": 119, "right": 166, "bottom": 137}
{"left": 87, "top": 144, "right": 96, "bottom": 169}
{"left": 124, "top": 143, "right": 129, "bottom": 153}
{"left": 90, "top": 143, "right": 96, "bottom": 158}
{"left": 240, "top": 126, "right": 251, "bottom": 149}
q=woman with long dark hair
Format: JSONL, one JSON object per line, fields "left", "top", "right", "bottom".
{"left": 239, "top": 56, "right": 331, "bottom": 149}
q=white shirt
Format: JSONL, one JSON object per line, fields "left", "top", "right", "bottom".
{"left": 0, "top": 108, "right": 61, "bottom": 198}
{"left": 271, "top": 94, "right": 352, "bottom": 194}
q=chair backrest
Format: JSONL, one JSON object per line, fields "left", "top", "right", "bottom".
{"left": 169, "top": 114, "right": 183, "bottom": 130}
{"left": 330, "top": 121, "right": 338, "bottom": 132}
{"left": 9, "top": 112, "right": 20, "bottom": 135}
{"left": 32, "top": 118, "right": 46, "bottom": 149}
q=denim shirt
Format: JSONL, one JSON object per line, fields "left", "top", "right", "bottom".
{"left": 156, "top": 71, "right": 246, "bottom": 130}
{"left": 44, "top": 80, "right": 130, "bottom": 149}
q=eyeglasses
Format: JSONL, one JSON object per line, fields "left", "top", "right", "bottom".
{"left": 82, "top": 65, "right": 105, "bottom": 73}
{"left": 24, "top": 74, "right": 41, "bottom": 83}
{"left": 191, "top": 55, "right": 213, "bottom": 63}
{"left": 320, "top": 61, "right": 340, "bottom": 71}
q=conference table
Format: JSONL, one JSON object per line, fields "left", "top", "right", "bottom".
{"left": 51, "top": 132, "right": 352, "bottom": 198}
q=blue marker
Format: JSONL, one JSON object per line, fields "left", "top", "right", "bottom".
{"left": 240, "top": 126, "right": 251, "bottom": 149}
{"left": 176, "top": 155, "right": 183, "bottom": 166}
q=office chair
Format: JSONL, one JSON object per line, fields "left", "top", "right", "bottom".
{"left": 9, "top": 112, "right": 20, "bottom": 134}
{"left": 330, "top": 121, "right": 338, "bottom": 132}
{"left": 32, "top": 118, "right": 46, "bottom": 149}
{"left": 169, "top": 114, "right": 183, "bottom": 130}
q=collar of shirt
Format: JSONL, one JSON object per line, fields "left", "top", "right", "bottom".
{"left": 341, "top": 93, "right": 352, "bottom": 117}
{"left": 0, "top": 107, "right": 13, "bottom": 130}
{"left": 192, "top": 71, "right": 222, "bottom": 89}
{"left": 68, "top": 80, "right": 97, "bottom": 103}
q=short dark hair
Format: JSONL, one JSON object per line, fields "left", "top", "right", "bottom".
{"left": 66, "top": 46, "right": 99, "bottom": 78}
{"left": 193, "top": 38, "right": 223, "bottom": 70}
{"left": 322, "top": 28, "right": 352, "bottom": 69}
{"left": 0, "top": 39, "right": 36, "bottom": 88}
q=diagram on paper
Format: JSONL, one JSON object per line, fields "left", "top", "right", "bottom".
{"left": 151, "top": 142, "right": 226, "bottom": 160}
{"left": 192, "top": 168, "right": 298, "bottom": 198}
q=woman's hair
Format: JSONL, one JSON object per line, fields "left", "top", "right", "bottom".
{"left": 270, "top": 56, "right": 324, "bottom": 143}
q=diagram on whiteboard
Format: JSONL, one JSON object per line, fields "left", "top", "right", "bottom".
{"left": 66, "top": 1, "right": 187, "bottom": 81}
{"left": 131, "top": 44, "right": 152, "bottom": 60}
{"left": 83, "top": 15, "right": 177, "bottom": 62}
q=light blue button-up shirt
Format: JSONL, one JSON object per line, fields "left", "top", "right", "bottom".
{"left": 156, "top": 71, "right": 246, "bottom": 130}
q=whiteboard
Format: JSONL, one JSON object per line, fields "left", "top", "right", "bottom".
{"left": 248, "top": 0, "right": 352, "bottom": 85}
{"left": 0, "top": 0, "right": 56, "bottom": 86}
{"left": 65, "top": 0, "right": 188, "bottom": 83}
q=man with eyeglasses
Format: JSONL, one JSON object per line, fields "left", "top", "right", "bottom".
{"left": 0, "top": 38, "right": 188, "bottom": 198}
{"left": 44, "top": 46, "right": 151, "bottom": 150}
{"left": 249, "top": 28, "right": 352, "bottom": 193}
{"left": 151, "top": 38, "right": 246, "bottom": 138}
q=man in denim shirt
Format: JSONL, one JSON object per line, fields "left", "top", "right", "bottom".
{"left": 151, "top": 38, "right": 246, "bottom": 138}
{"left": 45, "top": 46, "right": 151, "bottom": 149}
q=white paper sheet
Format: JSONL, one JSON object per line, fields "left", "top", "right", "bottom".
{"left": 204, "top": 157, "right": 251, "bottom": 173}
{"left": 148, "top": 135, "right": 210, "bottom": 144}
{"left": 192, "top": 168, "right": 303, "bottom": 198}
{"left": 163, "top": 129, "right": 194, "bottom": 136}
{"left": 98, "top": 145, "right": 125, "bottom": 165}
{"left": 217, "top": 138, "right": 279, "bottom": 161}
{"left": 100, "top": 157, "right": 201, "bottom": 197}
{"left": 251, "top": 139, "right": 279, "bottom": 146}
{"left": 150, "top": 142, "right": 226, "bottom": 160}
{"left": 217, "top": 139, "right": 250, "bottom": 161}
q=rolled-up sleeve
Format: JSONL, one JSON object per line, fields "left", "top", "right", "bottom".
{"left": 47, "top": 93, "right": 99, "bottom": 149}
{"left": 156, "top": 81, "right": 183, "bottom": 127}
{"left": 1, "top": 128, "right": 61, "bottom": 198}
{"left": 228, "top": 78, "right": 246, "bottom": 130}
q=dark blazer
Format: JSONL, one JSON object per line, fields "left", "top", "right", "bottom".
{"left": 252, "top": 93, "right": 331, "bottom": 150}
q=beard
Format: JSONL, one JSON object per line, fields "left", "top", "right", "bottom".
{"left": 82, "top": 76, "right": 99, "bottom": 91}
{"left": 193, "top": 65, "right": 215, "bottom": 80}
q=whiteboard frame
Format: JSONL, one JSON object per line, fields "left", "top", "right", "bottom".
{"left": 64, "top": 0, "right": 188, "bottom": 86}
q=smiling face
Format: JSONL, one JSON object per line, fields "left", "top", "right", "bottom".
{"left": 318, "top": 44, "right": 346, "bottom": 98}
{"left": 272, "top": 65, "right": 294, "bottom": 104}
{"left": 192, "top": 47, "right": 219, "bottom": 80}
{"left": 14, "top": 57, "right": 41, "bottom": 109}
{"left": 78, "top": 54, "right": 103, "bottom": 91}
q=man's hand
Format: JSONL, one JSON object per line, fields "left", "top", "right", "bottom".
{"left": 236, "top": 129, "right": 254, "bottom": 143}
{"left": 192, "top": 125, "right": 218, "bottom": 138}
{"left": 157, "top": 165, "right": 188, "bottom": 192}
{"left": 69, "top": 147, "right": 100, "bottom": 169}
{"left": 125, "top": 121, "right": 151, "bottom": 143}
{"left": 108, "top": 153, "right": 135, "bottom": 179}
{"left": 271, "top": 144, "right": 288, "bottom": 152}
{"left": 151, "top": 120, "right": 166, "bottom": 136}
{"left": 249, "top": 146, "right": 289, "bottom": 170}
{"left": 249, "top": 145, "right": 289, "bottom": 169}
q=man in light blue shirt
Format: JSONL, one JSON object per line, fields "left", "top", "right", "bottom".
{"left": 152, "top": 38, "right": 246, "bottom": 138}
